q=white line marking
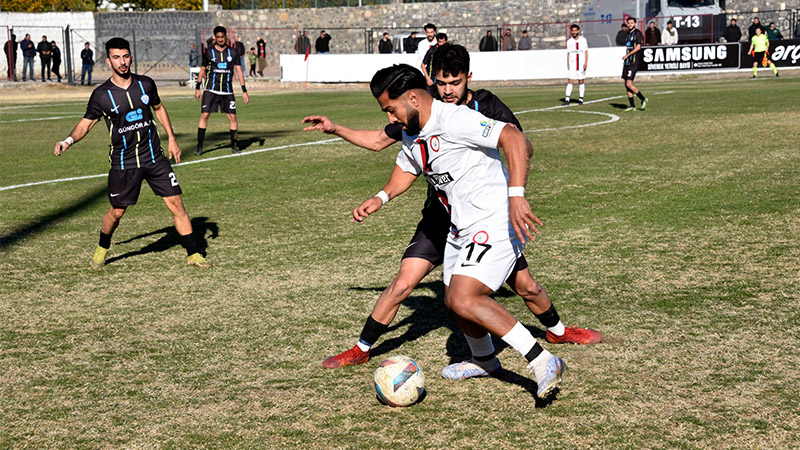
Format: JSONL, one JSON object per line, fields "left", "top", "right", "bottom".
{"left": 0, "top": 115, "right": 83, "bottom": 124}
{"left": 0, "top": 91, "right": 675, "bottom": 192}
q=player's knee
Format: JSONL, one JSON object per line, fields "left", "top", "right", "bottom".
{"left": 387, "top": 275, "right": 418, "bottom": 300}
{"left": 516, "top": 279, "right": 543, "bottom": 298}
{"left": 109, "top": 207, "right": 126, "bottom": 220}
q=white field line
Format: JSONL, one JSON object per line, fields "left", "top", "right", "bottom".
{"left": 0, "top": 91, "right": 674, "bottom": 192}
{"left": 0, "top": 115, "right": 84, "bottom": 124}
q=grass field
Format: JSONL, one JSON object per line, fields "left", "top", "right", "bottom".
{"left": 1, "top": 75, "right": 799, "bottom": 448}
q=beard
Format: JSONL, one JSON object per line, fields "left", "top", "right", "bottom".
{"left": 112, "top": 64, "right": 131, "bottom": 78}
{"left": 404, "top": 107, "right": 421, "bottom": 135}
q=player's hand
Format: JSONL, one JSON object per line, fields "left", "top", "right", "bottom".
{"left": 352, "top": 196, "right": 383, "bottom": 223}
{"left": 195, "top": 89, "right": 201, "bottom": 100}
{"left": 426, "top": 78, "right": 434, "bottom": 86}
{"left": 508, "top": 196, "right": 542, "bottom": 243}
{"left": 168, "top": 140, "right": 182, "bottom": 163}
{"left": 54, "top": 141, "right": 69, "bottom": 156}
{"left": 243, "top": 92, "right": 250, "bottom": 104}
{"left": 302, "top": 116, "right": 336, "bottom": 134}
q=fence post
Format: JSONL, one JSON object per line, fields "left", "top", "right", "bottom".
{"left": 132, "top": 29, "right": 138, "bottom": 74}
{"left": 65, "top": 25, "right": 74, "bottom": 85}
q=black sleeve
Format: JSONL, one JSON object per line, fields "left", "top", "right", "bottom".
{"left": 145, "top": 76, "right": 161, "bottom": 107}
{"left": 233, "top": 47, "right": 242, "bottom": 65}
{"left": 384, "top": 123, "right": 403, "bottom": 141}
{"left": 635, "top": 30, "right": 644, "bottom": 47}
{"left": 201, "top": 48, "right": 210, "bottom": 67}
{"left": 84, "top": 89, "right": 103, "bottom": 120}
{"left": 474, "top": 90, "right": 523, "bottom": 131}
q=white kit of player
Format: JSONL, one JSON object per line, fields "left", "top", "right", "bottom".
{"left": 395, "top": 100, "right": 524, "bottom": 290}
{"left": 566, "top": 35, "right": 588, "bottom": 80}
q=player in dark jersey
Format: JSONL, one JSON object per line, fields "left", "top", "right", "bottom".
{"left": 53, "top": 37, "right": 211, "bottom": 269}
{"left": 195, "top": 26, "right": 250, "bottom": 155}
{"left": 622, "top": 17, "right": 648, "bottom": 111}
{"left": 302, "top": 44, "right": 601, "bottom": 377}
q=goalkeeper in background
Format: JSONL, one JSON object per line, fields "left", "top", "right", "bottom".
{"left": 748, "top": 27, "right": 779, "bottom": 78}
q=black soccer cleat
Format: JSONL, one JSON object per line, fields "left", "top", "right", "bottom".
{"left": 578, "top": 98, "right": 584, "bottom": 105}
{"left": 562, "top": 100, "right": 570, "bottom": 106}
{"left": 194, "top": 147, "right": 202, "bottom": 156}
{"left": 231, "top": 142, "right": 240, "bottom": 154}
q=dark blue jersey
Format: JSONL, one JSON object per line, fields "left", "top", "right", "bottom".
{"left": 625, "top": 28, "right": 644, "bottom": 67}
{"left": 84, "top": 74, "right": 164, "bottom": 170}
{"left": 202, "top": 45, "right": 241, "bottom": 94}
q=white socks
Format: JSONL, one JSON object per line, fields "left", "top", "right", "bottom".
{"left": 547, "top": 322, "right": 565, "bottom": 336}
{"left": 565, "top": 83, "right": 573, "bottom": 100}
{"left": 500, "top": 321, "right": 536, "bottom": 356}
{"left": 579, "top": 83, "right": 585, "bottom": 99}
{"left": 465, "top": 333, "right": 495, "bottom": 358}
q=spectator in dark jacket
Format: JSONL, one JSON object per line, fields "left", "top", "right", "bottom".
{"left": 80, "top": 42, "right": 94, "bottom": 85}
{"left": 315, "top": 30, "right": 331, "bottom": 54}
{"left": 518, "top": 30, "right": 532, "bottom": 50}
{"left": 297, "top": 31, "right": 311, "bottom": 55}
{"left": 20, "top": 34, "right": 35, "bottom": 81}
{"left": 378, "top": 32, "right": 393, "bottom": 54}
{"left": 766, "top": 22, "right": 784, "bottom": 40}
{"left": 50, "top": 41, "right": 62, "bottom": 82}
{"left": 645, "top": 21, "right": 661, "bottom": 46}
{"left": 4, "top": 33, "right": 17, "bottom": 81}
{"left": 615, "top": 23, "right": 628, "bottom": 46}
{"left": 404, "top": 32, "right": 419, "bottom": 53}
{"left": 36, "top": 35, "right": 52, "bottom": 82}
{"left": 748, "top": 17, "right": 765, "bottom": 38}
{"left": 723, "top": 19, "right": 742, "bottom": 42}
{"left": 479, "top": 30, "right": 498, "bottom": 51}
{"left": 235, "top": 39, "right": 246, "bottom": 71}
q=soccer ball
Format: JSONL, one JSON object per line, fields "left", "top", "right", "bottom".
{"left": 373, "top": 355, "right": 426, "bottom": 407}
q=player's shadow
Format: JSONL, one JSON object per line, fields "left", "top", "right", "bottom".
{"left": 198, "top": 130, "right": 292, "bottom": 154}
{"left": 610, "top": 103, "right": 632, "bottom": 109}
{"left": 349, "top": 282, "right": 556, "bottom": 406}
{"left": 104, "top": 217, "right": 218, "bottom": 265}
{"left": 0, "top": 186, "right": 107, "bottom": 251}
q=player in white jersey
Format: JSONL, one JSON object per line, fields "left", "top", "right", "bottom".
{"left": 358, "top": 64, "right": 566, "bottom": 399}
{"left": 563, "top": 24, "right": 588, "bottom": 106}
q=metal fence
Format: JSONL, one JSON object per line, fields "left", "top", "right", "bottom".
{"left": 217, "top": 0, "right": 476, "bottom": 8}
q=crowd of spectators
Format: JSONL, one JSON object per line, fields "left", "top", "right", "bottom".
{"left": 4, "top": 32, "right": 79, "bottom": 83}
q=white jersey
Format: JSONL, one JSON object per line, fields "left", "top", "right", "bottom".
{"left": 395, "top": 100, "right": 510, "bottom": 232}
{"left": 418, "top": 37, "right": 436, "bottom": 54}
{"left": 566, "top": 35, "right": 588, "bottom": 70}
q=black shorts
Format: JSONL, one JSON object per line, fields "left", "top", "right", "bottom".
{"left": 201, "top": 91, "right": 236, "bottom": 114}
{"left": 753, "top": 51, "right": 767, "bottom": 65}
{"left": 107, "top": 157, "right": 182, "bottom": 208}
{"left": 622, "top": 65, "right": 638, "bottom": 80}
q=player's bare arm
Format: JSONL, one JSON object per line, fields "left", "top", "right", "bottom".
{"left": 584, "top": 50, "right": 589, "bottom": 70}
{"left": 194, "top": 66, "right": 206, "bottom": 100}
{"left": 497, "top": 124, "right": 542, "bottom": 243}
{"left": 235, "top": 64, "right": 250, "bottom": 104}
{"left": 302, "top": 116, "right": 397, "bottom": 151}
{"left": 152, "top": 102, "right": 181, "bottom": 163}
{"left": 352, "top": 165, "right": 417, "bottom": 223}
{"left": 623, "top": 43, "right": 641, "bottom": 60}
{"left": 54, "top": 118, "right": 99, "bottom": 156}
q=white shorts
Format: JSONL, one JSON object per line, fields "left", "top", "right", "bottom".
{"left": 567, "top": 68, "right": 586, "bottom": 80}
{"left": 443, "top": 223, "right": 524, "bottom": 291}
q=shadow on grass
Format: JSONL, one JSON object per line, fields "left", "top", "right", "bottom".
{"left": 104, "top": 217, "right": 219, "bottom": 265}
{"left": 0, "top": 186, "right": 106, "bottom": 251}
{"left": 610, "top": 103, "right": 632, "bottom": 109}
{"left": 348, "top": 281, "right": 556, "bottom": 406}
{"left": 194, "top": 130, "right": 292, "bottom": 155}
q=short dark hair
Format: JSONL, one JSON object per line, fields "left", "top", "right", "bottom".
{"left": 42, "top": 35, "right": 47, "bottom": 39}
{"left": 731, "top": 18, "right": 737, "bottom": 22}
{"left": 436, "top": 32, "right": 447, "bottom": 41}
{"left": 571, "top": 24, "right": 580, "bottom": 30}
{"left": 769, "top": 22, "right": 775, "bottom": 26}
{"left": 383, "top": 32, "right": 389, "bottom": 36}
{"left": 424, "top": 23, "right": 436, "bottom": 31}
{"left": 250, "top": 47, "right": 255, "bottom": 50}
{"left": 667, "top": 20, "right": 673, "bottom": 25}
{"left": 105, "top": 37, "right": 131, "bottom": 54}
{"left": 627, "top": 17, "right": 637, "bottom": 22}
{"left": 522, "top": 30, "right": 528, "bottom": 34}
{"left": 370, "top": 64, "right": 427, "bottom": 99}
{"left": 213, "top": 26, "right": 227, "bottom": 36}
{"left": 431, "top": 43, "right": 469, "bottom": 79}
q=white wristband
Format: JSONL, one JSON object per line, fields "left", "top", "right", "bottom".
{"left": 508, "top": 186, "right": 525, "bottom": 197}
{"left": 63, "top": 136, "right": 74, "bottom": 146}
{"left": 375, "top": 190, "right": 389, "bottom": 205}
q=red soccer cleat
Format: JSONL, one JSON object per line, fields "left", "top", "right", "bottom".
{"left": 322, "top": 345, "right": 370, "bottom": 369}
{"left": 546, "top": 325, "right": 603, "bottom": 344}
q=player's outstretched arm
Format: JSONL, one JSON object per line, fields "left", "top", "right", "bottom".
{"left": 302, "top": 116, "right": 397, "bottom": 152}
{"left": 152, "top": 102, "right": 181, "bottom": 163}
{"left": 235, "top": 64, "right": 250, "bottom": 104}
{"left": 497, "top": 124, "right": 542, "bottom": 243}
{"left": 352, "top": 165, "right": 417, "bottom": 223}
{"left": 54, "top": 118, "right": 98, "bottom": 156}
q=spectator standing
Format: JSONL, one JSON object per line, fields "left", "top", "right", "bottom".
{"left": 661, "top": 20, "right": 679, "bottom": 45}
{"left": 518, "top": 30, "right": 532, "bottom": 50}
{"left": 4, "top": 33, "right": 17, "bottom": 81}
{"left": 297, "top": 31, "right": 311, "bottom": 55}
{"left": 748, "top": 17, "right": 765, "bottom": 38}
{"left": 503, "top": 28, "right": 516, "bottom": 51}
{"left": 80, "top": 42, "right": 94, "bottom": 85}
{"left": 645, "top": 22, "right": 661, "bottom": 46}
{"left": 766, "top": 23, "right": 783, "bottom": 40}
{"left": 248, "top": 47, "right": 257, "bottom": 77}
{"left": 479, "top": 30, "right": 498, "bottom": 51}
{"left": 189, "top": 43, "right": 198, "bottom": 67}
{"left": 615, "top": 23, "right": 628, "bottom": 46}
{"left": 256, "top": 36, "right": 266, "bottom": 76}
{"left": 315, "top": 30, "right": 332, "bottom": 54}
{"left": 378, "top": 32, "right": 393, "bottom": 54}
{"left": 723, "top": 18, "right": 742, "bottom": 42}
{"left": 235, "top": 38, "right": 246, "bottom": 73}
{"left": 50, "top": 41, "right": 62, "bottom": 82}
{"left": 421, "top": 33, "right": 447, "bottom": 96}
{"left": 419, "top": 23, "right": 437, "bottom": 55}
{"left": 404, "top": 31, "right": 419, "bottom": 54}
{"left": 20, "top": 34, "right": 35, "bottom": 82}
{"left": 36, "top": 35, "right": 52, "bottom": 82}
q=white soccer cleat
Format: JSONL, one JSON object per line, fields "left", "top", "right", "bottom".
{"left": 528, "top": 354, "right": 566, "bottom": 398}
{"left": 441, "top": 357, "right": 501, "bottom": 380}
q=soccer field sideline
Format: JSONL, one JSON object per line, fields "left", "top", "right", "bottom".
{"left": 0, "top": 91, "right": 675, "bottom": 192}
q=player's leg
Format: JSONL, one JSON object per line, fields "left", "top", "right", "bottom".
{"left": 767, "top": 59, "right": 779, "bottom": 76}
{"left": 92, "top": 205, "right": 126, "bottom": 269}
{"left": 564, "top": 79, "right": 574, "bottom": 105}
{"left": 163, "top": 195, "right": 210, "bottom": 268}
{"left": 226, "top": 112, "right": 239, "bottom": 153}
{"left": 625, "top": 79, "right": 637, "bottom": 111}
{"left": 322, "top": 256, "right": 436, "bottom": 369}
{"left": 578, "top": 79, "right": 585, "bottom": 104}
{"left": 196, "top": 111, "right": 211, "bottom": 155}
{"left": 92, "top": 168, "right": 143, "bottom": 268}
{"left": 445, "top": 275, "right": 565, "bottom": 398}
{"left": 441, "top": 314, "right": 502, "bottom": 380}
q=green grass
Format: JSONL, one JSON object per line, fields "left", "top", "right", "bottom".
{"left": 1, "top": 76, "right": 799, "bottom": 448}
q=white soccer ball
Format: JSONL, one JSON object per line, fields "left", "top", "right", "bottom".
{"left": 373, "top": 355, "right": 426, "bottom": 407}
